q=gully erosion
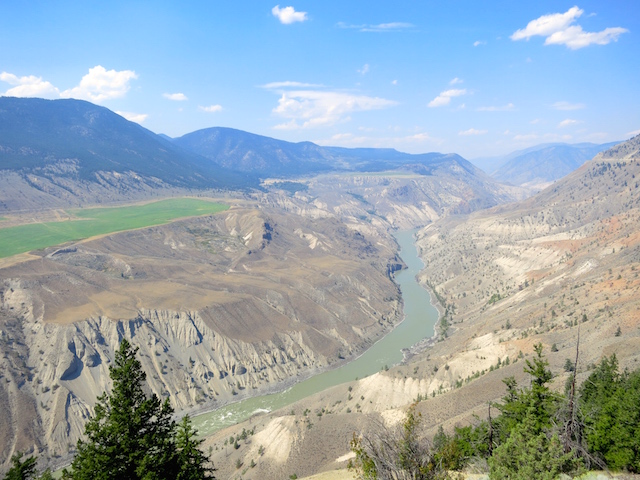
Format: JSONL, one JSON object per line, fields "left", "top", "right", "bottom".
{"left": 191, "top": 229, "right": 440, "bottom": 436}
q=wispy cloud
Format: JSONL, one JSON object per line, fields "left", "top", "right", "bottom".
{"left": 427, "top": 88, "right": 466, "bottom": 108}
{"left": 199, "top": 105, "right": 223, "bottom": 113}
{"left": 116, "top": 111, "right": 148, "bottom": 123}
{"left": 272, "top": 5, "right": 308, "bottom": 24}
{"left": 477, "top": 103, "right": 515, "bottom": 112}
{"left": 459, "top": 128, "right": 488, "bottom": 136}
{"left": 473, "top": 40, "right": 486, "bottom": 47}
{"left": 511, "top": 6, "right": 628, "bottom": 49}
{"left": 163, "top": 92, "right": 188, "bottom": 101}
{"left": 449, "top": 77, "right": 463, "bottom": 85}
{"left": 261, "top": 81, "right": 324, "bottom": 89}
{"left": 271, "top": 90, "right": 397, "bottom": 129}
{"left": 558, "top": 118, "right": 581, "bottom": 128}
{"left": 337, "top": 22, "right": 414, "bottom": 33}
{"left": 551, "top": 101, "right": 585, "bottom": 110}
{"left": 627, "top": 129, "right": 640, "bottom": 137}
{"left": 358, "top": 64, "right": 370, "bottom": 75}
{"left": 1, "top": 66, "right": 138, "bottom": 103}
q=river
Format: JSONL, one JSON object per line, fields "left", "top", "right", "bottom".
{"left": 191, "top": 229, "right": 439, "bottom": 437}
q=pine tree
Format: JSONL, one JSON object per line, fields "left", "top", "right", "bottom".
{"left": 579, "top": 355, "right": 640, "bottom": 472}
{"left": 489, "top": 343, "right": 583, "bottom": 478}
{"left": 489, "top": 411, "right": 578, "bottom": 480}
{"left": 175, "top": 415, "right": 216, "bottom": 480}
{"left": 3, "top": 452, "right": 37, "bottom": 480}
{"left": 64, "top": 339, "right": 179, "bottom": 480}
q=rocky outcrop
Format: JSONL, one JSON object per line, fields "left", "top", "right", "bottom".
{"left": 0, "top": 307, "right": 335, "bottom": 462}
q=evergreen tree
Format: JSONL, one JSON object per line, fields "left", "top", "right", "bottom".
{"left": 489, "top": 411, "right": 578, "bottom": 480}
{"left": 3, "top": 452, "right": 37, "bottom": 480}
{"left": 579, "top": 355, "right": 640, "bottom": 472}
{"left": 175, "top": 415, "right": 216, "bottom": 480}
{"left": 489, "top": 344, "right": 582, "bottom": 478}
{"left": 64, "top": 339, "right": 180, "bottom": 480}
{"left": 2, "top": 453, "right": 52, "bottom": 480}
{"left": 494, "top": 344, "right": 558, "bottom": 443}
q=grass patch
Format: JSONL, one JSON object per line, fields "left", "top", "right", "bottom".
{"left": 0, "top": 198, "right": 228, "bottom": 258}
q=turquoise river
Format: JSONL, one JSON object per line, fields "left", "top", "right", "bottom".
{"left": 191, "top": 229, "right": 439, "bottom": 437}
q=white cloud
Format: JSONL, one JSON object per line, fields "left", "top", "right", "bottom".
{"left": 627, "top": 129, "right": 640, "bottom": 137}
{"left": 360, "top": 22, "right": 414, "bottom": 32}
{"left": 407, "top": 132, "right": 437, "bottom": 142}
{"left": 427, "top": 88, "right": 466, "bottom": 108}
{"left": 2, "top": 66, "right": 137, "bottom": 103}
{"left": 116, "top": 111, "right": 148, "bottom": 123}
{"left": 459, "top": 128, "right": 488, "bottom": 136}
{"left": 473, "top": 40, "right": 486, "bottom": 47}
{"left": 558, "top": 118, "right": 580, "bottom": 128}
{"left": 0, "top": 72, "right": 60, "bottom": 98}
{"left": 477, "top": 103, "right": 515, "bottom": 112}
{"left": 199, "top": 105, "right": 223, "bottom": 113}
{"left": 530, "top": 118, "right": 541, "bottom": 124}
{"left": 512, "top": 6, "right": 583, "bottom": 40}
{"left": 272, "top": 89, "right": 397, "bottom": 129}
{"left": 272, "top": 5, "right": 308, "bottom": 24}
{"left": 511, "top": 6, "right": 627, "bottom": 49}
{"left": 358, "top": 64, "right": 370, "bottom": 75}
{"left": 449, "top": 77, "right": 463, "bottom": 85}
{"left": 261, "top": 81, "right": 323, "bottom": 89}
{"left": 545, "top": 25, "right": 628, "bottom": 49}
{"left": 337, "top": 22, "right": 414, "bottom": 32}
{"left": 551, "top": 101, "right": 585, "bottom": 110}
{"left": 61, "top": 65, "right": 138, "bottom": 102}
{"left": 163, "top": 92, "right": 188, "bottom": 101}
{"left": 391, "top": 79, "right": 398, "bottom": 86}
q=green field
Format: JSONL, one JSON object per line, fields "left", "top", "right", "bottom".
{"left": 0, "top": 198, "right": 228, "bottom": 259}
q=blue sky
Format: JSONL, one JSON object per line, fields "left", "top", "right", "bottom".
{"left": 1, "top": 1, "right": 638, "bottom": 158}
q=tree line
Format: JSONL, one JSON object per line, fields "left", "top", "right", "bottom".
{"left": 350, "top": 343, "right": 640, "bottom": 479}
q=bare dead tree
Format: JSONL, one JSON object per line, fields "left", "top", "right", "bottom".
{"left": 487, "top": 402, "right": 494, "bottom": 457}
{"left": 557, "top": 327, "right": 608, "bottom": 471}
{"left": 563, "top": 326, "right": 580, "bottom": 453}
{"left": 349, "top": 405, "right": 448, "bottom": 480}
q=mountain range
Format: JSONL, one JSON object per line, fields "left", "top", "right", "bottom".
{"left": 472, "top": 141, "right": 620, "bottom": 188}
{"left": 0, "top": 97, "right": 509, "bottom": 213}
{"left": 1, "top": 97, "right": 624, "bottom": 205}
{"left": 0, "top": 97, "right": 253, "bottom": 190}
{"left": 173, "top": 126, "right": 478, "bottom": 177}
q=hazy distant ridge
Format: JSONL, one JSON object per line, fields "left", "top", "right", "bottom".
{"left": 472, "top": 142, "right": 620, "bottom": 188}
{"left": 173, "top": 126, "right": 479, "bottom": 177}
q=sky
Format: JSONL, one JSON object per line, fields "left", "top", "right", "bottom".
{"left": 1, "top": 1, "right": 639, "bottom": 159}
